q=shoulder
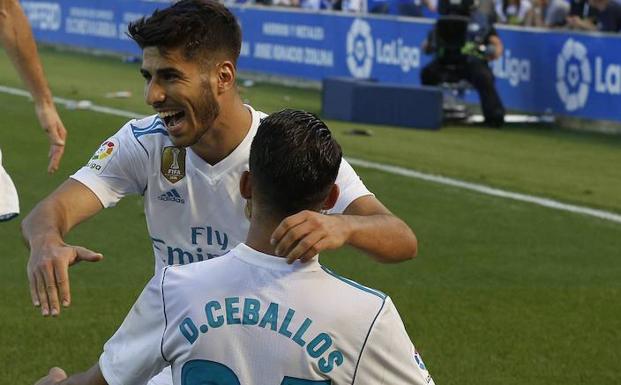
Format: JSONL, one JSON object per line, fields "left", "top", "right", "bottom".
{"left": 126, "top": 114, "right": 168, "bottom": 140}
{"left": 111, "top": 114, "right": 170, "bottom": 157}
{"left": 319, "top": 265, "right": 387, "bottom": 306}
{"left": 256, "top": 110, "right": 269, "bottom": 120}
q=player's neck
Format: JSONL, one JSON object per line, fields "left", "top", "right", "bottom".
{"left": 191, "top": 98, "right": 252, "bottom": 165}
{"left": 245, "top": 214, "right": 283, "bottom": 257}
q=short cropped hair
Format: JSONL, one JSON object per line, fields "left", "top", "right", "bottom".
{"left": 249, "top": 110, "right": 342, "bottom": 217}
{"left": 127, "top": 0, "right": 241, "bottom": 63}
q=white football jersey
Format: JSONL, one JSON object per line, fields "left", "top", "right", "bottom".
{"left": 72, "top": 105, "right": 371, "bottom": 272}
{"left": 99, "top": 244, "right": 435, "bottom": 385}
{"left": 0, "top": 148, "right": 19, "bottom": 221}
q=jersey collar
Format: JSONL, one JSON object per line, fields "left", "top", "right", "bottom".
{"left": 186, "top": 104, "right": 262, "bottom": 180}
{"left": 231, "top": 243, "right": 321, "bottom": 272}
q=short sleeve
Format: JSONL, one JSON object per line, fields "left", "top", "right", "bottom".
{"left": 354, "top": 297, "right": 435, "bottom": 385}
{"left": 71, "top": 121, "right": 149, "bottom": 208}
{"left": 99, "top": 269, "right": 169, "bottom": 385}
{"left": 329, "top": 158, "right": 373, "bottom": 214}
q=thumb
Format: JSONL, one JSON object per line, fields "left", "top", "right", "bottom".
{"left": 73, "top": 246, "right": 104, "bottom": 263}
{"left": 48, "top": 367, "right": 67, "bottom": 382}
{"left": 47, "top": 126, "right": 66, "bottom": 146}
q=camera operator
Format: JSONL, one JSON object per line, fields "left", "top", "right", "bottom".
{"left": 420, "top": 0, "right": 505, "bottom": 127}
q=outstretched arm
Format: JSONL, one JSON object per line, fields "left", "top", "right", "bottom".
{"left": 271, "top": 195, "right": 418, "bottom": 264}
{"left": 21, "top": 179, "right": 105, "bottom": 316}
{"left": 0, "top": 0, "right": 67, "bottom": 172}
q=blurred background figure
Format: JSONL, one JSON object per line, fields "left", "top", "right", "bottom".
{"left": 566, "top": 0, "right": 621, "bottom": 32}
{"left": 524, "top": 0, "right": 570, "bottom": 27}
{"left": 0, "top": 0, "right": 68, "bottom": 221}
{"left": 421, "top": 0, "right": 505, "bottom": 127}
{"left": 494, "top": 0, "right": 533, "bottom": 25}
{"left": 0, "top": 0, "right": 67, "bottom": 172}
{"left": 396, "top": 0, "right": 436, "bottom": 17}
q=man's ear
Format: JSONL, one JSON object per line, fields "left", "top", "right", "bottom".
{"left": 240, "top": 171, "right": 252, "bottom": 199}
{"left": 322, "top": 184, "right": 339, "bottom": 211}
{"left": 216, "top": 61, "right": 236, "bottom": 94}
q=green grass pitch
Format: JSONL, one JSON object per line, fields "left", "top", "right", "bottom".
{"left": 0, "top": 47, "right": 620, "bottom": 385}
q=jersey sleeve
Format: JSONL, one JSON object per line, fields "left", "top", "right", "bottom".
{"left": 354, "top": 297, "right": 435, "bottom": 385}
{"left": 71, "top": 120, "right": 149, "bottom": 208}
{"left": 99, "top": 269, "right": 169, "bottom": 385}
{"left": 329, "top": 158, "right": 373, "bottom": 214}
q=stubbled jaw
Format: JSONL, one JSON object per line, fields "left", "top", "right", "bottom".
{"left": 158, "top": 110, "right": 186, "bottom": 135}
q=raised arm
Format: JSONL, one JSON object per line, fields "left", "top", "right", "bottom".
{"left": 21, "top": 179, "right": 105, "bottom": 316}
{"left": 271, "top": 194, "right": 418, "bottom": 264}
{"left": 0, "top": 0, "right": 67, "bottom": 172}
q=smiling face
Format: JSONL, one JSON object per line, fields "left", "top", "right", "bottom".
{"left": 140, "top": 46, "right": 220, "bottom": 148}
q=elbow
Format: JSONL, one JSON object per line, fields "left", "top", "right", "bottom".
{"left": 380, "top": 223, "right": 418, "bottom": 263}
{"left": 403, "top": 229, "right": 418, "bottom": 260}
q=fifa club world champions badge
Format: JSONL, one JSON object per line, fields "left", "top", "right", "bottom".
{"left": 161, "top": 146, "right": 186, "bottom": 183}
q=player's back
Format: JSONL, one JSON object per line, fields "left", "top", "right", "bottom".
{"left": 160, "top": 243, "right": 432, "bottom": 385}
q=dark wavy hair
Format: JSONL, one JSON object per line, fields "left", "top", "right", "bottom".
{"left": 127, "top": 0, "right": 241, "bottom": 63}
{"left": 250, "top": 109, "right": 342, "bottom": 217}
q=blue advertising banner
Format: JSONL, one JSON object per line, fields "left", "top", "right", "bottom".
{"left": 21, "top": 0, "right": 621, "bottom": 122}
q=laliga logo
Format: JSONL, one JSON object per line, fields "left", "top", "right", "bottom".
{"left": 92, "top": 140, "right": 115, "bottom": 161}
{"left": 347, "top": 19, "right": 374, "bottom": 79}
{"left": 556, "top": 39, "right": 591, "bottom": 112}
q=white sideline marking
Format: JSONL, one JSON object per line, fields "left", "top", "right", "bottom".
{"left": 0, "top": 85, "right": 145, "bottom": 119}
{"left": 2, "top": 84, "right": 620, "bottom": 224}
{"left": 346, "top": 158, "right": 621, "bottom": 224}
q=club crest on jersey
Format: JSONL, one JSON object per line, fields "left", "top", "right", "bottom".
{"left": 161, "top": 146, "right": 186, "bottom": 183}
{"left": 86, "top": 138, "right": 118, "bottom": 175}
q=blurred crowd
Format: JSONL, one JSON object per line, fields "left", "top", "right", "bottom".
{"left": 223, "top": 0, "right": 621, "bottom": 33}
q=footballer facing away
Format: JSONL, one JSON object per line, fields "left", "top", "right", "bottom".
{"left": 34, "top": 109, "right": 435, "bottom": 385}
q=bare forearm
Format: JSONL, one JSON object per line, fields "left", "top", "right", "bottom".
{"left": 21, "top": 180, "right": 103, "bottom": 248}
{"left": 343, "top": 213, "right": 417, "bottom": 263}
{"left": 0, "top": 0, "right": 53, "bottom": 106}
{"left": 21, "top": 197, "right": 69, "bottom": 249}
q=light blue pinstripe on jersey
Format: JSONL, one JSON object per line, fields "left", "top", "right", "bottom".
{"left": 320, "top": 266, "right": 386, "bottom": 300}
{"left": 131, "top": 116, "right": 168, "bottom": 139}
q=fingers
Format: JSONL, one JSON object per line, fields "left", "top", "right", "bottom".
{"left": 32, "top": 258, "right": 66, "bottom": 316}
{"left": 48, "top": 367, "right": 67, "bottom": 381}
{"left": 28, "top": 268, "right": 41, "bottom": 307}
{"left": 34, "top": 271, "right": 51, "bottom": 316}
{"left": 73, "top": 246, "right": 103, "bottom": 263}
{"left": 272, "top": 211, "right": 332, "bottom": 264}
{"left": 273, "top": 212, "right": 348, "bottom": 264}
{"left": 27, "top": 244, "right": 100, "bottom": 317}
{"left": 54, "top": 261, "right": 71, "bottom": 308}
{"left": 270, "top": 211, "right": 309, "bottom": 247}
{"left": 285, "top": 231, "right": 324, "bottom": 264}
{"left": 47, "top": 144, "right": 65, "bottom": 174}
{"left": 46, "top": 120, "right": 66, "bottom": 174}
{"left": 273, "top": 214, "right": 316, "bottom": 258}
{"left": 43, "top": 264, "right": 61, "bottom": 316}
{"left": 34, "top": 367, "right": 67, "bottom": 385}
{"left": 37, "top": 107, "right": 67, "bottom": 173}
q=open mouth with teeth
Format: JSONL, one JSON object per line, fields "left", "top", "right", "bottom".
{"left": 159, "top": 110, "right": 186, "bottom": 131}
